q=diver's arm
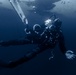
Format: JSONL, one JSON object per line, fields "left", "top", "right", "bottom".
{"left": 0, "top": 39, "right": 31, "bottom": 47}
{"left": 58, "top": 30, "right": 76, "bottom": 59}
{"left": 58, "top": 30, "right": 67, "bottom": 54}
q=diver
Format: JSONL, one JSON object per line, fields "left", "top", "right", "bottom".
{"left": 0, "top": 17, "right": 75, "bottom": 68}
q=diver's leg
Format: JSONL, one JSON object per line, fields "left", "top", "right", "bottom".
{"left": 0, "top": 49, "right": 39, "bottom": 68}
{"left": 8, "top": 52, "right": 37, "bottom": 68}
{"left": 0, "top": 49, "right": 37, "bottom": 68}
{"left": 8, "top": 48, "right": 40, "bottom": 68}
{"left": 0, "top": 39, "right": 31, "bottom": 47}
{"left": 0, "top": 44, "right": 47, "bottom": 68}
{"left": 6, "top": 46, "right": 47, "bottom": 68}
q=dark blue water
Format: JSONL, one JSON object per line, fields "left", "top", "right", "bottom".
{"left": 0, "top": 0, "right": 76, "bottom": 75}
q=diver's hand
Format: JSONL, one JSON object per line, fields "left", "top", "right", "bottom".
{"left": 65, "top": 50, "right": 76, "bottom": 60}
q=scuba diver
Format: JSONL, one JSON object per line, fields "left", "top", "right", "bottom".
{"left": 0, "top": 16, "right": 75, "bottom": 68}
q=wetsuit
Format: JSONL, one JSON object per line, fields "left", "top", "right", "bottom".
{"left": 0, "top": 23, "right": 67, "bottom": 68}
{"left": 2, "top": 24, "right": 66, "bottom": 68}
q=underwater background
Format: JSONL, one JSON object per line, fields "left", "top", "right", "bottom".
{"left": 0, "top": 0, "right": 76, "bottom": 75}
